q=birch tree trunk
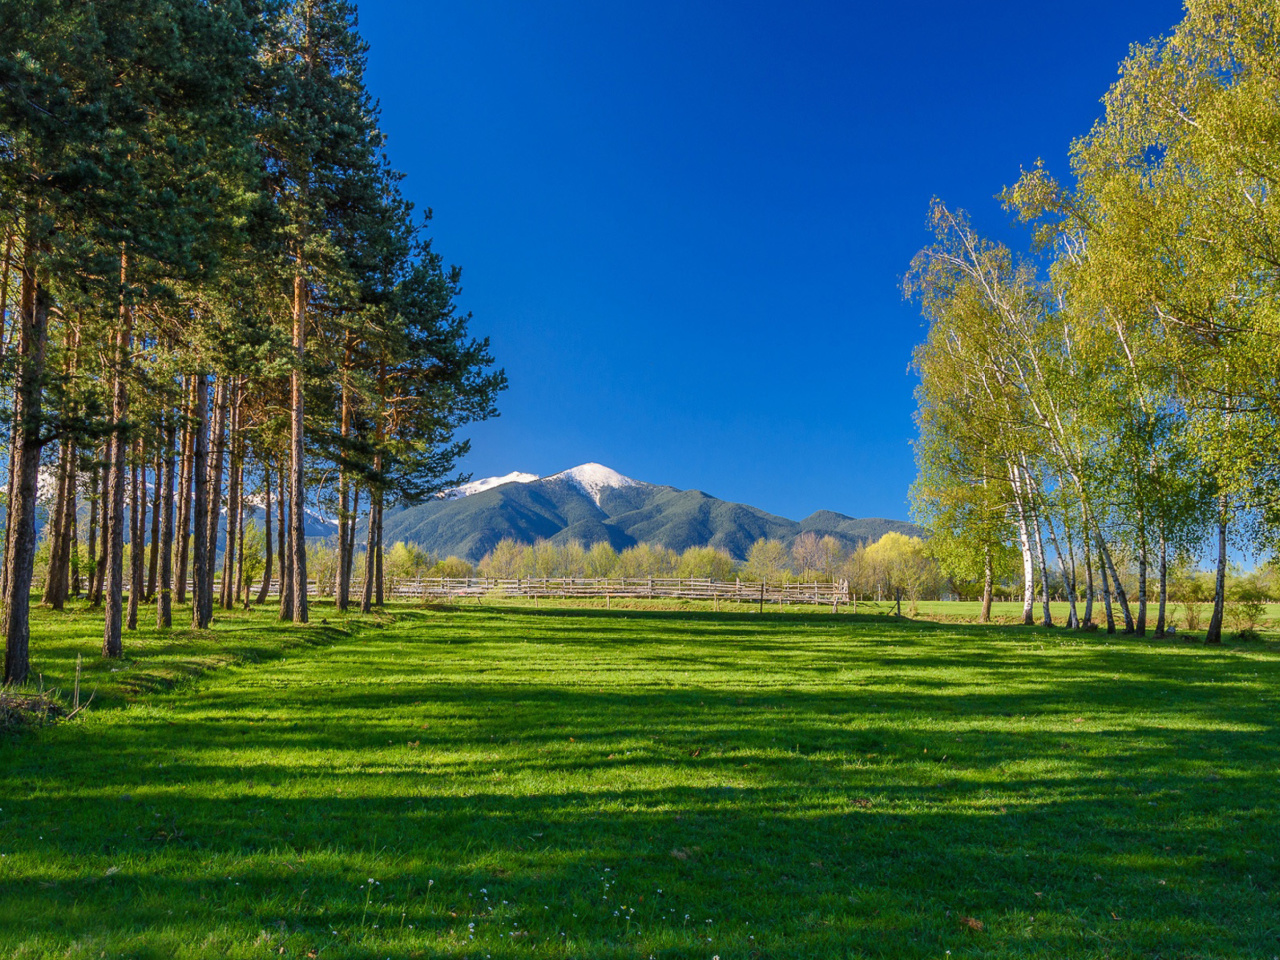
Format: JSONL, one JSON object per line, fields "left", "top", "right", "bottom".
{"left": 1154, "top": 527, "right": 1168, "bottom": 639}
{"left": 1096, "top": 535, "right": 1135, "bottom": 632}
{"left": 1095, "top": 531, "right": 1116, "bottom": 634}
{"left": 1205, "top": 496, "right": 1228, "bottom": 644}
{"left": 1135, "top": 505, "right": 1148, "bottom": 637}
{"left": 1046, "top": 517, "right": 1079, "bottom": 628}
{"left": 1009, "top": 463, "right": 1036, "bottom": 626}
{"left": 980, "top": 544, "right": 993, "bottom": 623}
{"left": 1081, "top": 523, "right": 1095, "bottom": 626}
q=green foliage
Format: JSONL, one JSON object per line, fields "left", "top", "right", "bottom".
{"left": 239, "top": 520, "right": 266, "bottom": 593}
{"left": 741, "top": 538, "right": 791, "bottom": 582}
{"left": 1227, "top": 576, "right": 1270, "bottom": 633}
{"left": 427, "top": 556, "right": 475, "bottom": 579}
{"left": 384, "top": 540, "right": 435, "bottom": 581}
{"left": 676, "top": 545, "right": 735, "bottom": 580}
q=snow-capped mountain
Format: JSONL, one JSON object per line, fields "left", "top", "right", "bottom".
{"left": 443, "top": 463, "right": 643, "bottom": 507}
{"left": 381, "top": 462, "right": 919, "bottom": 563}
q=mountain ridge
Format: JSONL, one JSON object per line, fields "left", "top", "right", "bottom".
{"left": 383, "top": 463, "right": 920, "bottom": 563}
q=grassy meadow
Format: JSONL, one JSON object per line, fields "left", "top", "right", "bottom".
{"left": 1, "top": 599, "right": 1277, "bottom": 959}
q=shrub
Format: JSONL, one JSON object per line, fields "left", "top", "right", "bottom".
{"left": 1227, "top": 580, "right": 1269, "bottom": 633}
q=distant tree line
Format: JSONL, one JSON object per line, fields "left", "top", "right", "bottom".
{"left": 908, "top": 1, "right": 1279, "bottom": 641}
{"left": 0, "top": 0, "right": 505, "bottom": 684}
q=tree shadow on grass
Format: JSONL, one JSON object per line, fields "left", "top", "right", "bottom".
{"left": 2, "top": 604, "right": 1277, "bottom": 957}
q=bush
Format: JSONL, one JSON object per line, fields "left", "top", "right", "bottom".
{"left": 1182, "top": 602, "right": 1204, "bottom": 632}
{"left": 1233, "top": 627, "right": 1263, "bottom": 643}
{"left": 1227, "top": 580, "right": 1269, "bottom": 633}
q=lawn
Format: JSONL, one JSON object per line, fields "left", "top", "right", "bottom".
{"left": 1, "top": 600, "right": 1277, "bottom": 959}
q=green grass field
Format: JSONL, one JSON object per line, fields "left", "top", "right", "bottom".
{"left": 1, "top": 600, "right": 1277, "bottom": 959}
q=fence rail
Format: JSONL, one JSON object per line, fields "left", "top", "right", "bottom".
{"left": 344, "top": 576, "right": 850, "bottom": 606}
{"left": 49, "top": 576, "right": 850, "bottom": 608}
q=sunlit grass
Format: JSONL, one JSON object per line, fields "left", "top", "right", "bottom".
{"left": 1, "top": 600, "right": 1277, "bottom": 958}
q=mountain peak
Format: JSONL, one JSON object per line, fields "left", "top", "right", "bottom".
{"left": 443, "top": 471, "right": 540, "bottom": 500}
{"left": 545, "top": 463, "right": 642, "bottom": 505}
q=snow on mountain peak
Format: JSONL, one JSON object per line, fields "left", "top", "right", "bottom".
{"left": 442, "top": 471, "right": 540, "bottom": 500}
{"left": 546, "top": 462, "right": 642, "bottom": 505}
{"left": 440, "top": 463, "right": 642, "bottom": 505}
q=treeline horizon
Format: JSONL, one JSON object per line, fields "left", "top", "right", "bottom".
{"left": 0, "top": 0, "right": 505, "bottom": 684}
{"left": 909, "top": 1, "right": 1280, "bottom": 642}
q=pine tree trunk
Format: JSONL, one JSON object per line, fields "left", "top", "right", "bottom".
{"left": 93, "top": 458, "right": 109, "bottom": 606}
{"left": 147, "top": 443, "right": 161, "bottom": 600}
{"left": 278, "top": 461, "right": 292, "bottom": 618}
{"left": 345, "top": 486, "right": 360, "bottom": 589}
{"left": 127, "top": 444, "right": 142, "bottom": 631}
{"left": 337, "top": 465, "right": 350, "bottom": 611}
{"left": 86, "top": 458, "right": 100, "bottom": 602}
{"left": 47, "top": 326, "right": 81, "bottom": 606}
{"left": 175, "top": 377, "right": 195, "bottom": 604}
{"left": 1205, "top": 496, "right": 1228, "bottom": 644}
{"left": 288, "top": 271, "right": 309, "bottom": 622}
{"left": 205, "top": 377, "right": 227, "bottom": 613}
{"left": 237, "top": 491, "right": 248, "bottom": 606}
{"left": 191, "top": 373, "right": 211, "bottom": 629}
{"left": 102, "top": 251, "right": 133, "bottom": 659}
{"left": 256, "top": 466, "right": 272, "bottom": 605}
{"left": 68, "top": 477, "right": 80, "bottom": 596}
{"left": 157, "top": 412, "right": 175, "bottom": 628}
{"left": 361, "top": 488, "right": 376, "bottom": 614}
{"left": 337, "top": 377, "right": 352, "bottom": 612}
{"left": 42, "top": 436, "right": 72, "bottom": 608}
{"left": 1, "top": 430, "right": 15, "bottom": 605}
{"left": 2, "top": 259, "right": 51, "bottom": 685}
{"left": 220, "top": 379, "right": 239, "bottom": 610}
{"left": 375, "top": 492, "right": 384, "bottom": 607}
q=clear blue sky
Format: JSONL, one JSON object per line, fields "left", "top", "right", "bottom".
{"left": 356, "top": 0, "right": 1185, "bottom": 522}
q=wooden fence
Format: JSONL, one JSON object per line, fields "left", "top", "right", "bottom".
{"left": 344, "top": 576, "right": 851, "bottom": 607}
{"left": 48, "top": 576, "right": 849, "bottom": 609}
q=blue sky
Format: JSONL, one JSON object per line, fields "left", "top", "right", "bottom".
{"left": 357, "top": 0, "right": 1185, "bottom": 522}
